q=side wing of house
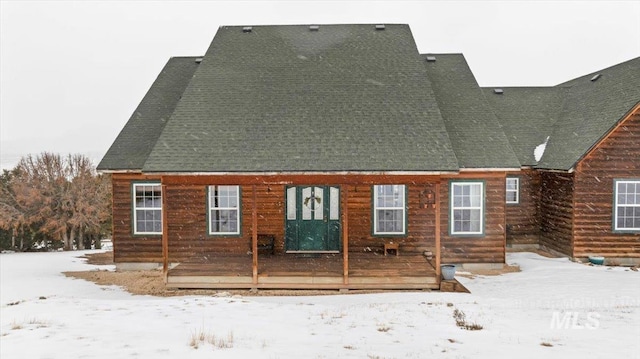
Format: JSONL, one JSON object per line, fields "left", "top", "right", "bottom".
{"left": 483, "top": 57, "right": 640, "bottom": 262}
{"left": 544, "top": 58, "right": 640, "bottom": 262}
{"left": 518, "top": 57, "right": 640, "bottom": 262}
{"left": 571, "top": 104, "right": 640, "bottom": 263}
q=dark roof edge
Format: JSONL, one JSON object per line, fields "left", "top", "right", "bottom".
{"left": 135, "top": 170, "right": 462, "bottom": 176}
{"left": 219, "top": 23, "right": 410, "bottom": 28}
{"left": 97, "top": 56, "right": 202, "bottom": 171}
{"left": 556, "top": 56, "right": 640, "bottom": 87}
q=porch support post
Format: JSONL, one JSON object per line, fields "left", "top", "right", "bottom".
{"left": 252, "top": 185, "right": 258, "bottom": 285}
{"left": 161, "top": 182, "right": 169, "bottom": 280}
{"left": 434, "top": 181, "right": 442, "bottom": 285}
{"left": 342, "top": 185, "right": 349, "bottom": 285}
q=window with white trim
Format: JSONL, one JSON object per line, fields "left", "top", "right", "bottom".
{"left": 451, "top": 182, "right": 484, "bottom": 235}
{"left": 614, "top": 180, "right": 640, "bottom": 231}
{"left": 133, "top": 183, "right": 162, "bottom": 235}
{"left": 373, "top": 185, "right": 406, "bottom": 235}
{"left": 208, "top": 185, "right": 240, "bottom": 235}
{"left": 506, "top": 177, "right": 519, "bottom": 204}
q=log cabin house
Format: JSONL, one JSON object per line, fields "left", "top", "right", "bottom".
{"left": 97, "top": 24, "right": 640, "bottom": 290}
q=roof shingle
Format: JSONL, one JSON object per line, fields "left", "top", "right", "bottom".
{"left": 423, "top": 54, "right": 520, "bottom": 169}
{"left": 538, "top": 57, "right": 640, "bottom": 170}
{"left": 97, "top": 57, "right": 200, "bottom": 171}
{"left": 142, "top": 24, "right": 459, "bottom": 172}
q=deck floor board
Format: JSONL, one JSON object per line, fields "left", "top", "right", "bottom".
{"left": 167, "top": 252, "right": 437, "bottom": 289}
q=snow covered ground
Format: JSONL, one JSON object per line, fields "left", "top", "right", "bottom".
{"left": 1, "top": 251, "right": 638, "bottom": 358}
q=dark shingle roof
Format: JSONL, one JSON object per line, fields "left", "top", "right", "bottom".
{"left": 97, "top": 57, "right": 200, "bottom": 171}
{"left": 537, "top": 57, "right": 640, "bottom": 170}
{"left": 422, "top": 54, "right": 520, "bottom": 169}
{"left": 141, "top": 24, "right": 459, "bottom": 172}
{"left": 483, "top": 57, "right": 640, "bottom": 170}
{"left": 98, "top": 25, "right": 638, "bottom": 174}
{"left": 482, "top": 87, "right": 566, "bottom": 166}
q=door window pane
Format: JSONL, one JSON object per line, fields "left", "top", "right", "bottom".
{"left": 314, "top": 187, "right": 324, "bottom": 221}
{"left": 330, "top": 187, "right": 340, "bottom": 220}
{"left": 287, "top": 187, "right": 296, "bottom": 220}
{"left": 302, "top": 187, "right": 312, "bottom": 220}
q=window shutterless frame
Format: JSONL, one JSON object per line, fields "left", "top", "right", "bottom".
{"left": 506, "top": 177, "right": 520, "bottom": 204}
{"left": 449, "top": 181, "right": 485, "bottom": 236}
{"left": 613, "top": 179, "right": 640, "bottom": 232}
{"left": 207, "top": 185, "right": 242, "bottom": 236}
{"left": 372, "top": 184, "right": 407, "bottom": 236}
{"left": 131, "top": 182, "right": 162, "bottom": 235}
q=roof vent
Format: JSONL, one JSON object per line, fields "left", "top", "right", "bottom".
{"left": 242, "top": 26, "right": 252, "bottom": 33}
{"left": 195, "top": 57, "right": 203, "bottom": 64}
{"left": 309, "top": 25, "right": 319, "bottom": 31}
{"left": 493, "top": 88, "right": 504, "bottom": 94}
{"left": 425, "top": 56, "right": 436, "bottom": 62}
{"left": 375, "top": 24, "right": 385, "bottom": 30}
{"left": 591, "top": 74, "right": 601, "bottom": 82}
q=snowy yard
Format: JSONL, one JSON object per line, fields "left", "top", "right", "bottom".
{"left": 1, "top": 251, "right": 638, "bottom": 358}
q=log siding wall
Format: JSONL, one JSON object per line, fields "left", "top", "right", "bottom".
{"left": 539, "top": 172, "right": 574, "bottom": 255}
{"left": 111, "top": 174, "right": 509, "bottom": 265}
{"left": 165, "top": 184, "right": 285, "bottom": 261}
{"left": 112, "top": 174, "right": 163, "bottom": 263}
{"left": 572, "top": 109, "right": 640, "bottom": 259}
{"left": 165, "top": 184, "right": 439, "bottom": 259}
{"left": 345, "top": 184, "right": 437, "bottom": 255}
{"left": 505, "top": 169, "right": 541, "bottom": 244}
{"left": 439, "top": 176, "right": 507, "bottom": 264}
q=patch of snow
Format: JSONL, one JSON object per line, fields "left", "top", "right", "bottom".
{"left": 534, "top": 136, "right": 550, "bottom": 162}
{"left": 1, "top": 250, "right": 638, "bottom": 358}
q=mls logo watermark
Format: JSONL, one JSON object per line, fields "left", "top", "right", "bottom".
{"left": 550, "top": 311, "right": 600, "bottom": 329}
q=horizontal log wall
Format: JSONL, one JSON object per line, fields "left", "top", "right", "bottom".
{"left": 539, "top": 172, "right": 574, "bottom": 256}
{"left": 439, "top": 175, "right": 507, "bottom": 264}
{"left": 505, "top": 169, "right": 541, "bottom": 244}
{"left": 112, "top": 173, "right": 163, "bottom": 263}
{"left": 166, "top": 184, "right": 284, "bottom": 262}
{"left": 345, "top": 184, "right": 437, "bottom": 255}
{"left": 572, "top": 109, "right": 640, "bottom": 259}
{"left": 167, "top": 183, "right": 436, "bottom": 259}
{"left": 112, "top": 173, "right": 510, "bottom": 264}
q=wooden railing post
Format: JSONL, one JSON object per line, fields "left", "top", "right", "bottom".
{"left": 162, "top": 182, "right": 169, "bottom": 280}
{"left": 435, "top": 181, "right": 441, "bottom": 285}
{"left": 252, "top": 185, "right": 258, "bottom": 285}
{"left": 342, "top": 185, "right": 349, "bottom": 286}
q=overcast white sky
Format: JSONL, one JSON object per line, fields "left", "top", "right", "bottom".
{"left": 1, "top": 0, "right": 639, "bottom": 170}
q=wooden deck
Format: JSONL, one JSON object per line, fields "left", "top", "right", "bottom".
{"left": 166, "top": 252, "right": 438, "bottom": 290}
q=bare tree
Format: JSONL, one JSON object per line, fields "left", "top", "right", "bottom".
{"left": 17, "top": 153, "right": 74, "bottom": 248}
{"left": 0, "top": 169, "right": 35, "bottom": 249}
{"left": 67, "top": 154, "right": 110, "bottom": 249}
{"left": 0, "top": 153, "right": 112, "bottom": 251}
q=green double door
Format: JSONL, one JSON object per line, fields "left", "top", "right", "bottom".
{"left": 285, "top": 186, "right": 341, "bottom": 252}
